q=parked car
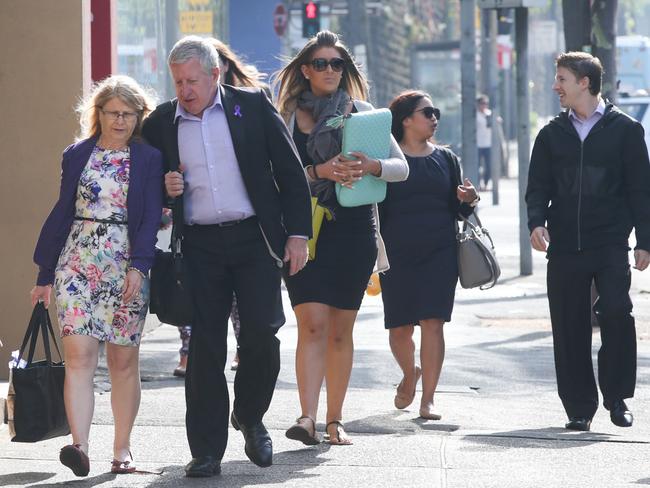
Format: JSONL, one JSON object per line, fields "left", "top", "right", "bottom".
{"left": 617, "top": 95, "right": 650, "bottom": 153}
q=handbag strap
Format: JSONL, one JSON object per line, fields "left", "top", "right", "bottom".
{"left": 16, "top": 304, "right": 42, "bottom": 365}
{"left": 44, "top": 307, "right": 63, "bottom": 363}
{"left": 458, "top": 214, "right": 496, "bottom": 250}
{"left": 16, "top": 303, "right": 63, "bottom": 366}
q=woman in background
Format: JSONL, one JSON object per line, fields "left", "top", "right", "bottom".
{"left": 381, "top": 90, "right": 478, "bottom": 420}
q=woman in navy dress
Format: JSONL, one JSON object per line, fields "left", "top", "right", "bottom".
{"left": 380, "top": 90, "right": 479, "bottom": 420}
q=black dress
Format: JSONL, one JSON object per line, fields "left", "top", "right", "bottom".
{"left": 379, "top": 147, "right": 466, "bottom": 328}
{"left": 284, "top": 125, "right": 378, "bottom": 310}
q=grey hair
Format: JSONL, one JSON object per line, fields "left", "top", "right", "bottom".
{"left": 168, "top": 36, "right": 221, "bottom": 74}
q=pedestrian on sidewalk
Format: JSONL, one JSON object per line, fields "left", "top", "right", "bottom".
{"left": 142, "top": 36, "right": 311, "bottom": 477}
{"left": 382, "top": 90, "right": 479, "bottom": 420}
{"left": 274, "top": 30, "right": 408, "bottom": 446}
{"left": 30, "top": 75, "right": 163, "bottom": 476}
{"left": 172, "top": 39, "right": 268, "bottom": 378}
{"left": 526, "top": 51, "right": 650, "bottom": 432}
{"left": 476, "top": 94, "right": 493, "bottom": 190}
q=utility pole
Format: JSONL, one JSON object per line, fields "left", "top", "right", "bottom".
{"left": 347, "top": 0, "right": 370, "bottom": 99}
{"left": 487, "top": 10, "right": 501, "bottom": 205}
{"left": 165, "top": 0, "right": 178, "bottom": 99}
{"left": 515, "top": 7, "right": 532, "bottom": 275}
{"left": 460, "top": 0, "right": 478, "bottom": 185}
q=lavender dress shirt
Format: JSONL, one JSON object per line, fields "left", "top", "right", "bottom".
{"left": 175, "top": 88, "right": 255, "bottom": 225}
{"left": 569, "top": 98, "right": 606, "bottom": 142}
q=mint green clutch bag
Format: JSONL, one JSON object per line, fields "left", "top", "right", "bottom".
{"left": 328, "top": 108, "right": 392, "bottom": 207}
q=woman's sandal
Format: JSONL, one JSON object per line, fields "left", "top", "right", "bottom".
{"left": 111, "top": 451, "right": 137, "bottom": 474}
{"left": 286, "top": 416, "right": 321, "bottom": 445}
{"left": 59, "top": 444, "right": 90, "bottom": 477}
{"left": 324, "top": 421, "right": 353, "bottom": 446}
{"left": 394, "top": 366, "right": 422, "bottom": 409}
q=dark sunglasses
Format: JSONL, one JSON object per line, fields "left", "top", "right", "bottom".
{"left": 309, "top": 57, "right": 346, "bottom": 72}
{"left": 415, "top": 106, "right": 441, "bottom": 120}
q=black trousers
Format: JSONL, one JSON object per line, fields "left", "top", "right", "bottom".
{"left": 547, "top": 246, "right": 636, "bottom": 419}
{"left": 182, "top": 218, "right": 284, "bottom": 459}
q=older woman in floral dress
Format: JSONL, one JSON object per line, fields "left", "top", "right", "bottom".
{"left": 31, "top": 75, "right": 163, "bottom": 476}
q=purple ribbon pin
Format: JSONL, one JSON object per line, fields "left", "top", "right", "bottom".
{"left": 233, "top": 105, "right": 242, "bottom": 117}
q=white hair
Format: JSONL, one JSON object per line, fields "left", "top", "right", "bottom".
{"left": 168, "top": 36, "right": 221, "bottom": 74}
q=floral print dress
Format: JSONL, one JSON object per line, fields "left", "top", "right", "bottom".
{"left": 54, "top": 146, "right": 149, "bottom": 346}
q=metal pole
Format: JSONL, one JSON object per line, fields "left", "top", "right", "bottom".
{"left": 481, "top": 9, "right": 491, "bottom": 95}
{"left": 515, "top": 7, "right": 532, "bottom": 275}
{"left": 165, "top": 0, "right": 178, "bottom": 99}
{"left": 461, "top": 0, "right": 478, "bottom": 185}
{"left": 347, "top": 0, "right": 370, "bottom": 100}
{"left": 488, "top": 9, "right": 500, "bottom": 205}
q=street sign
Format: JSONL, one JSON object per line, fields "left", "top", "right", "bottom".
{"left": 179, "top": 11, "right": 212, "bottom": 34}
{"left": 478, "top": 0, "right": 545, "bottom": 7}
{"left": 273, "top": 3, "right": 288, "bottom": 37}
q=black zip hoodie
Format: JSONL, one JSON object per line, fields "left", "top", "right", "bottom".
{"left": 526, "top": 102, "right": 650, "bottom": 255}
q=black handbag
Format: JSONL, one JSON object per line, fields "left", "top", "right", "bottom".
{"left": 5, "top": 303, "right": 69, "bottom": 442}
{"left": 456, "top": 213, "right": 501, "bottom": 289}
{"left": 149, "top": 197, "right": 194, "bottom": 326}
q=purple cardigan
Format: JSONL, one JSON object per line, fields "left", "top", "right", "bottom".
{"left": 33, "top": 136, "right": 164, "bottom": 286}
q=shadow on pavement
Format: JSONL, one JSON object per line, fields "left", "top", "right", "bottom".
{"left": 24, "top": 472, "right": 117, "bottom": 487}
{"left": 342, "top": 412, "right": 460, "bottom": 435}
{"left": 461, "top": 427, "right": 649, "bottom": 450}
{"left": 141, "top": 449, "right": 330, "bottom": 487}
{"left": 0, "top": 472, "right": 55, "bottom": 486}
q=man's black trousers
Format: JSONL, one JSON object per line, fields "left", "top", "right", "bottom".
{"left": 547, "top": 246, "right": 636, "bottom": 419}
{"left": 182, "top": 217, "right": 284, "bottom": 459}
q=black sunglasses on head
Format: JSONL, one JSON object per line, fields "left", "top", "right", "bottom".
{"left": 415, "top": 106, "right": 441, "bottom": 120}
{"left": 310, "top": 57, "right": 346, "bottom": 72}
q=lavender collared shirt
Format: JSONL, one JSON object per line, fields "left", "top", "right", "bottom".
{"left": 568, "top": 98, "right": 606, "bottom": 142}
{"left": 175, "top": 88, "right": 255, "bottom": 225}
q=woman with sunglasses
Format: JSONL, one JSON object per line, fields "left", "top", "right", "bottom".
{"left": 274, "top": 30, "right": 408, "bottom": 445}
{"left": 30, "top": 75, "right": 163, "bottom": 475}
{"left": 381, "top": 90, "right": 478, "bottom": 420}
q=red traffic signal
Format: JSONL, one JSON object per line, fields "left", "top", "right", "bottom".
{"left": 302, "top": 1, "right": 320, "bottom": 38}
{"left": 305, "top": 1, "right": 318, "bottom": 19}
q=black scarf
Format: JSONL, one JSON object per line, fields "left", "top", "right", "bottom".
{"left": 297, "top": 89, "right": 351, "bottom": 213}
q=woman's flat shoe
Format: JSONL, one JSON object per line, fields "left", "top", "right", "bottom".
{"left": 394, "top": 366, "right": 422, "bottom": 409}
{"left": 324, "top": 421, "right": 353, "bottom": 446}
{"left": 59, "top": 444, "right": 90, "bottom": 477}
{"left": 419, "top": 406, "right": 442, "bottom": 420}
{"left": 286, "top": 416, "right": 320, "bottom": 445}
{"left": 111, "top": 451, "right": 136, "bottom": 474}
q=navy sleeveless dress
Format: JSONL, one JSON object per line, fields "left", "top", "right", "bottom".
{"left": 378, "top": 147, "right": 459, "bottom": 328}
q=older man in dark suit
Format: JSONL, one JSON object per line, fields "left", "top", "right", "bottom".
{"left": 142, "top": 36, "right": 311, "bottom": 477}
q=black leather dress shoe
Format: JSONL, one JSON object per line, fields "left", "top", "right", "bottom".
{"left": 231, "top": 412, "right": 273, "bottom": 467}
{"left": 605, "top": 399, "right": 633, "bottom": 427}
{"left": 565, "top": 417, "right": 592, "bottom": 431}
{"left": 185, "top": 456, "right": 222, "bottom": 477}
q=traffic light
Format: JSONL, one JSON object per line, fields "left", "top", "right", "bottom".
{"left": 302, "top": 1, "right": 320, "bottom": 38}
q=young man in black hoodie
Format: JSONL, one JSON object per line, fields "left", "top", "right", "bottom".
{"left": 526, "top": 51, "right": 650, "bottom": 432}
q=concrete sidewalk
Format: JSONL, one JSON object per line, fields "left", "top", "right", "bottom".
{"left": 3, "top": 177, "right": 650, "bottom": 487}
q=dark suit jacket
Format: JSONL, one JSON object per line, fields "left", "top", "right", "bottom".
{"left": 142, "top": 84, "right": 312, "bottom": 264}
{"left": 33, "top": 137, "right": 164, "bottom": 285}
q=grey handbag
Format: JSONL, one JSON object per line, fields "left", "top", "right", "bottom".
{"left": 456, "top": 214, "right": 500, "bottom": 289}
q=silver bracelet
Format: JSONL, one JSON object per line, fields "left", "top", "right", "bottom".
{"left": 127, "top": 267, "right": 147, "bottom": 280}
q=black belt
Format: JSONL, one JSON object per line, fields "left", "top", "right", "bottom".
{"left": 74, "top": 216, "right": 128, "bottom": 225}
{"left": 214, "top": 216, "right": 256, "bottom": 227}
